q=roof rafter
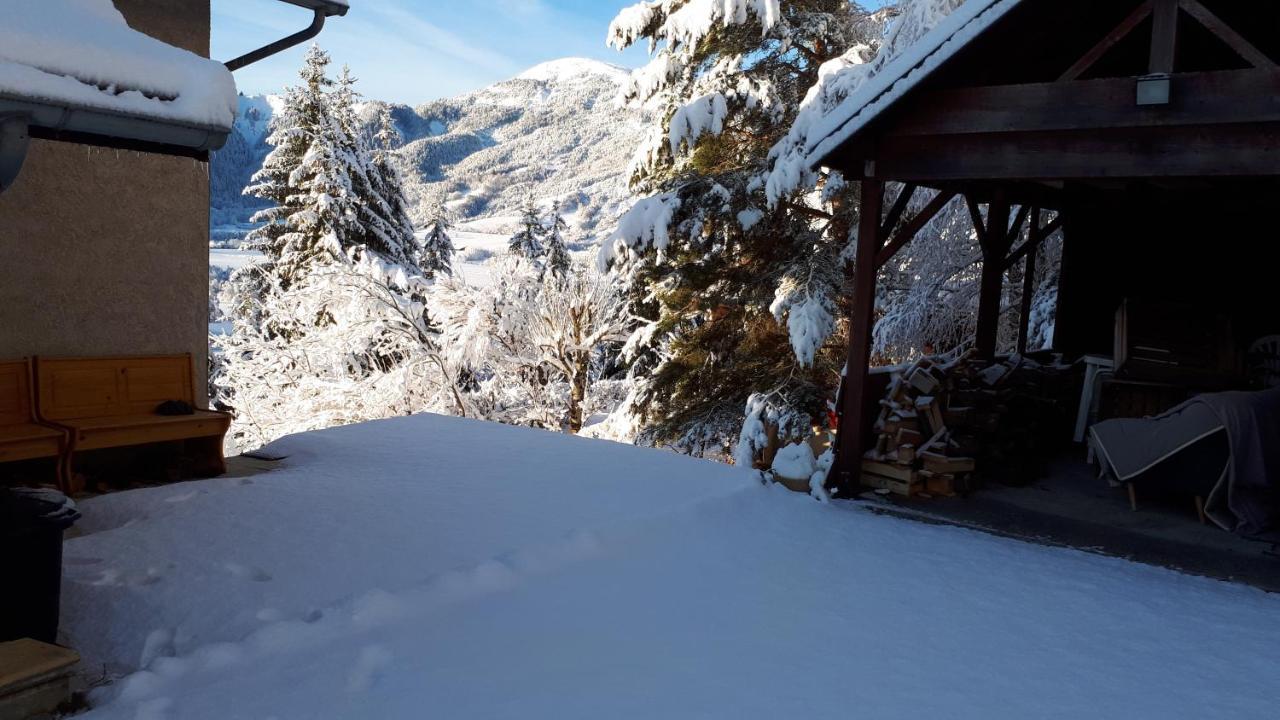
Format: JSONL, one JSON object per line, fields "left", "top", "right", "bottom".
{"left": 1059, "top": 1, "right": 1154, "bottom": 82}
{"left": 1179, "top": 0, "right": 1278, "bottom": 70}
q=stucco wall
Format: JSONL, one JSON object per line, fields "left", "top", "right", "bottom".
{"left": 0, "top": 0, "right": 213, "bottom": 403}
{"left": 114, "top": 0, "right": 210, "bottom": 56}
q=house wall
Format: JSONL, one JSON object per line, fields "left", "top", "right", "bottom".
{"left": 0, "top": 0, "right": 213, "bottom": 404}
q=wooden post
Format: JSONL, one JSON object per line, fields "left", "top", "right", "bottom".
{"left": 1017, "top": 207, "right": 1041, "bottom": 355}
{"left": 831, "top": 180, "right": 884, "bottom": 494}
{"left": 974, "top": 195, "right": 1012, "bottom": 361}
{"left": 1149, "top": 0, "right": 1179, "bottom": 74}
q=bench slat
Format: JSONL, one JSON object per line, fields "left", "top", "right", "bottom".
{"left": 0, "top": 359, "right": 64, "bottom": 472}
{"left": 0, "top": 360, "right": 34, "bottom": 426}
{"left": 34, "top": 355, "right": 229, "bottom": 487}
{"left": 38, "top": 355, "right": 195, "bottom": 421}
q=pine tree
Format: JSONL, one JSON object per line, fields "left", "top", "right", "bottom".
{"left": 602, "top": 1, "right": 888, "bottom": 457}
{"left": 420, "top": 203, "right": 455, "bottom": 279}
{"left": 244, "top": 43, "right": 352, "bottom": 288}
{"left": 508, "top": 198, "right": 546, "bottom": 262}
{"left": 542, "top": 202, "right": 572, "bottom": 284}
{"left": 220, "top": 46, "right": 459, "bottom": 446}
{"left": 331, "top": 67, "right": 421, "bottom": 271}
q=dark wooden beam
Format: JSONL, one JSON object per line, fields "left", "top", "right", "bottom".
{"left": 974, "top": 195, "right": 1011, "bottom": 361}
{"left": 1013, "top": 224, "right": 1044, "bottom": 353}
{"left": 858, "top": 123, "right": 1280, "bottom": 181}
{"left": 1007, "top": 204, "right": 1031, "bottom": 245}
{"left": 1059, "top": 0, "right": 1154, "bottom": 82}
{"left": 875, "top": 190, "right": 957, "bottom": 268}
{"left": 884, "top": 71, "right": 1280, "bottom": 139}
{"left": 966, "top": 195, "right": 988, "bottom": 242}
{"left": 1149, "top": 0, "right": 1180, "bottom": 74}
{"left": 832, "top": 180, "right": 884, "bottom": 494}
{"left": 1016, "top": 210, "right": 1041, "bottom": 356}
{"left": 880, "top": 183, "right": 917, "bottom": 238}
{"left": 948, "top": 182, "right": 1070, "bottom": 213}
{"left": 1005, "top": 213, "right": 1064, "bottom": 270}
{"left": 1179, "top": 0, "right": 1277, "bottom": 70}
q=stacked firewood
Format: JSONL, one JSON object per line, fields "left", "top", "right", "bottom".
{"left": 861, "top": 351, "right": 1073, "bottom": 498}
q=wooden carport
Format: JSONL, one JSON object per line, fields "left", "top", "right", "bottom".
{"left": 810, "top": 0, "right": 1280, "bottom": 491}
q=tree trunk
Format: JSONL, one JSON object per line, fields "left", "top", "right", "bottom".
{"left": 568, "top": 358, "right": 588, "bottom": 434}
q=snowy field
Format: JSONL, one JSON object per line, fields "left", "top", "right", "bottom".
{"left": 209, "top": 226, "right": 529, "bottom": 291}
{"left": 209, "top": 247, "right": 264, "bottom": 272}
{"left": 62, "top": 414, "right": 1280, "bottom": 718}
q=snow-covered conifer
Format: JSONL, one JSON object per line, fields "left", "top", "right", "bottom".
{"left": 508, "top": 198, "right": 546, "bottom": 262}
{"left": 542, "top": 202, "right": 572, "bottom": 284}
{"left": 420, "top": 203, "right": 456, "bottom": 279}
{"left": 601, "top": 0, "right": 890, "bottom": 456}
{"left": 218, "top": 48, "right": 460, "bottom": 448}
{"left": 332, "top": 68, "right": 420, "bottom": 270}
{"left": 244, "top": 44, "right": 354, "bottom": 287}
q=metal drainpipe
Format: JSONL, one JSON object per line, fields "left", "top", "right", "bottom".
{"left": 0, "top": 115, "right": 31, "bottom": 194}
{"left": 225, "top": 8, "right": 327, "bottom": 71}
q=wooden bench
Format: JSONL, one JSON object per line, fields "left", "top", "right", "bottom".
{"left": 35, "top": 355, "right": 230, "bottom": 490}
{"left": 0, "top": 359, "right": 67, "bottom": 489}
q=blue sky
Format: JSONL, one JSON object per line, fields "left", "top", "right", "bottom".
{"left": 214, "top": 1, "right": 893, "bottom": 106}
{"left": 213, "top": 0, "right": 651, "bottom": 106}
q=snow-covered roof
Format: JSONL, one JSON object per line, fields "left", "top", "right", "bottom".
{"left": 806, "top": 0, "right": 1025, "bottom": 168}
{"left": 0, "top": 0, "right": 238, "bottom": 138}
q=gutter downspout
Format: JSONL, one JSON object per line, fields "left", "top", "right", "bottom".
{"left": 225, "top": 9, "right": 327, "bottom": 72}
{"left": 224, "top": 0, "right": 350, "bottom": 72}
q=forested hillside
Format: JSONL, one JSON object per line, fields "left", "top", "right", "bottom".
{"left": 211, "top": 58, "right": 647, "bottom": 240}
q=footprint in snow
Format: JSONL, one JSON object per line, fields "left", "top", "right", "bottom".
{"left": 224, "top": 562, "right": 273, "bottom": 582}
{"left": 346, "top": 645, "right": 393, "bottom": 694}
{"left": 139, "top": 628, "right": 176, "bottom": 669}
{"left": 86, "top": 568, "right": 122, "bottom": 587}
{"left": 163, "top": 490, "right": 201, "bottom": 503}
{"left": 133, "top": 568, "right": 165, "bottom": 587}
{"left": 134, "top": 697, "right": 174, "bottom": 720}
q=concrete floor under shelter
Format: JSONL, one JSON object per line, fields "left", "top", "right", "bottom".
{"left": 860, "top": 451, "right": 1280, "bottom": 593}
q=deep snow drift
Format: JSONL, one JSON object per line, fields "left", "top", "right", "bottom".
{"left": 63, "top": 414, "right": 1280, "bottom": 718}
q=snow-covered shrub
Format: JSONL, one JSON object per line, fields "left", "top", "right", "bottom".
{"left": 436, "top": 257, "right": 633, "bottom": 434}
{"left": 215, "top": 254, "right": 460, "bottom": 451}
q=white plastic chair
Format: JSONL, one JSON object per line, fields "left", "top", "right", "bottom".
{"left": 1250, "top": 335, "right": 1280, "bottom": 388}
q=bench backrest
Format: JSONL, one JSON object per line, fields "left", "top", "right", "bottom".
{"left": 0, "top": 360, "right": 36, "bottom": 427}
{"left": 36, "top": 355, "right": 195, "bottom": 421}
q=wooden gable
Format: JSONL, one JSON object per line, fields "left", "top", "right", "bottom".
{"left": 817, "top": 0, "right": 1280, "bottom": 185}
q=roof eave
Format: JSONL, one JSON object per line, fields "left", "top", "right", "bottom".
{"left": 804, "top": 0, "right": 1027, "bottom": 173}
{"left": 0, "top": 95, "right": 230, "bottom": 152}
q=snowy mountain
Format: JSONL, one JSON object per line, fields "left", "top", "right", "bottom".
{"left": 210, "top": 94, "right": 280, "bottom": 233}
{"left": 210, "top": 58, "right": 647, "bottom": 243}
{"left": 397, "top": 57, "right": 644, "bottom": 239}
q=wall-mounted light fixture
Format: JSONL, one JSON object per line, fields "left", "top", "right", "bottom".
{"left": 1136, "top": 73, "right": 1172, "bottom": 106}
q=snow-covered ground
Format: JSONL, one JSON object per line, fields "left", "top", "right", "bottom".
{"left": 448, "top": 228, "right": 510, "bottom": 287}
{"left": 63, "top": 414, "right": 1280, "bottom": 718}
{"left": 209, "top": 247, "right": 264, "bottom": 272}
